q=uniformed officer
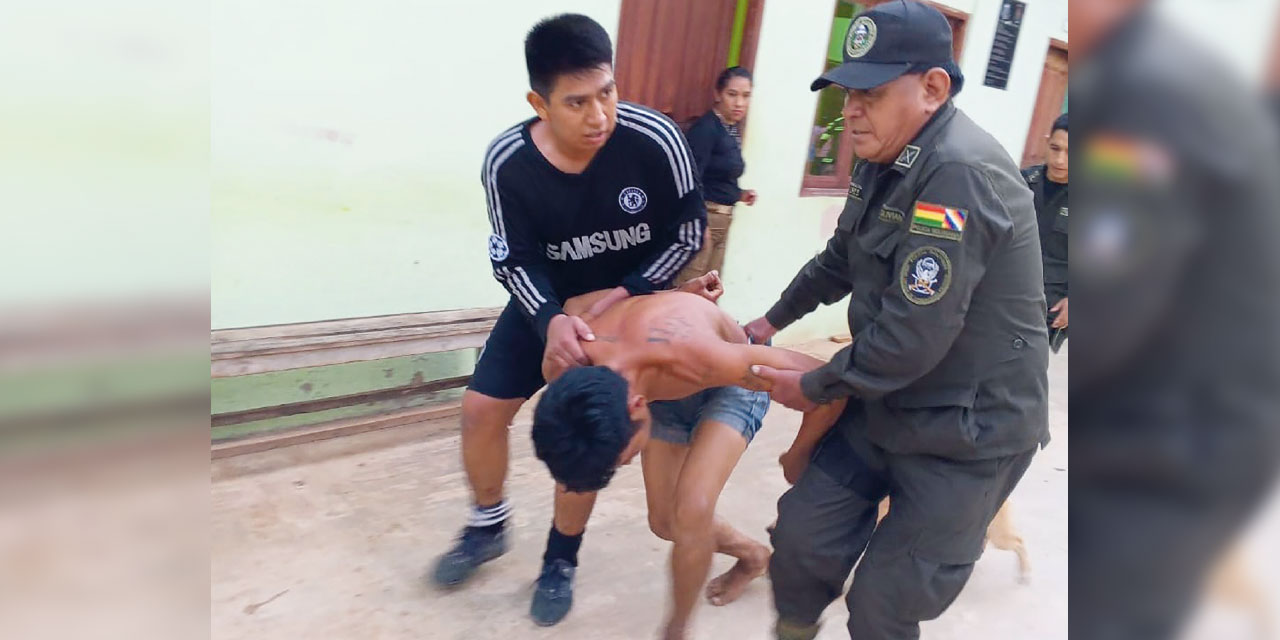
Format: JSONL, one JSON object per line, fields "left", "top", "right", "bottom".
{"left": 1022, "top": 113, "right": 1069, "bottom": 351}
{"left": 743, "top": 2, "right": 1050, "bottom": 638}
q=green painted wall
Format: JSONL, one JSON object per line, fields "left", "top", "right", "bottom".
{"left": 210, "top": 0, "right": 849, "bottom": 347}
{"left": 212, "top": 0, "right": 1079, "bottom": 349}
{"left": 211, "top": 0, "right": 624, "bottom": 330}
{"left": 726, "top": 0, "right": 749, "bottom": 67}
{"left": 210, "top": 1, "right": 626, "bottom": 436}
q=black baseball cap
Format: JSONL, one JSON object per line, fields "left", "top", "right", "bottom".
{"left": 811, "top": 0, "right": 963, "bottom": 92}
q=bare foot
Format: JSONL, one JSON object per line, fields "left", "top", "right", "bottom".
{"left": 705, "top": 543, "right": 770, "bottom": 606}
{"left": 661, "top": 620, "right": 688, "bottom": 640}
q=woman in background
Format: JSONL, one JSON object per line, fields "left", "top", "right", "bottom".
{"left": 676, "top": 66, "right": 756, "bottom": 286}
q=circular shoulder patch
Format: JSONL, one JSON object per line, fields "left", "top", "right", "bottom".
{"left": 846, "top": 16, "right": 878, "bottom": 59}
{"left": 618, "top": 186, "right": 648, "bottom": 214}
{"left": 900, "top": 246, "right": 952, "bottom": 305}
{"left": 488, "top": 234, "right": 509, "bottom": 262}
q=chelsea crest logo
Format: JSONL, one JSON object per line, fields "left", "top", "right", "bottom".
{"left": 488, "top": 234, "right": 509, "bottom": 262}
{"left": 619, "top": 186, "right": 648, "bottom": 214}
{"left": 846, "top": 16, "right": 877, "bottom": 59}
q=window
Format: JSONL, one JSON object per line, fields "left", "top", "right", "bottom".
{"left": 801, "top": 1, "right": 968, "bottom": 197}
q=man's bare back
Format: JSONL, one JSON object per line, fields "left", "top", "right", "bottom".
{"left": 554, "top": 284, "right": 820, "bottom": 403}
{"left": 555, "top": 279, "right": 846, "bottom": 485}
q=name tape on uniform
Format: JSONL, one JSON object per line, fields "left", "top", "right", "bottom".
{"left": 879, "top": 206, "right": 905, "bottom": 224}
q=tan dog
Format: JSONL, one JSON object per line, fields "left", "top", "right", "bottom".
{"left": 876, "top": 498, "right": 1031, "bottom": 584}
{"left": 1204, "top": 543, "right": 1273, "bottom": 639}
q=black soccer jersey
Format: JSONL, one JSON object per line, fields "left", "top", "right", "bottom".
{"left": 481, "top": 101, "right": 706, "bottom": 342}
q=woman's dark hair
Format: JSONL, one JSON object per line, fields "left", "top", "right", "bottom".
{"left": 1051, "top": 112, "right": 1068, "bottom": 134}
{"left": 715, "top": 66, "right": 753, "bottom": 92}
{"left": 532, "top": 366, "right": 637, "bottom": 493}
{"left": 524, "top": 14, "right": 614, "bottom": 98}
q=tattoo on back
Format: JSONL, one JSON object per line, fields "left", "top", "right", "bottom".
{"left": 646, "top": 315, "right": 694, "bottom": 344}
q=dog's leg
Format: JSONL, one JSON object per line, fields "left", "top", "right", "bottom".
{"left": 1209, "top": 544, "right": 1273, "bottom": 639}
{"left": 986, "top": 501, "right": 1032, "bottom": 584}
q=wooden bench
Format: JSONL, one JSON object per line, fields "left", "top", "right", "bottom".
{"left": 211, "top": 307, "right": 502, "bottom": 457}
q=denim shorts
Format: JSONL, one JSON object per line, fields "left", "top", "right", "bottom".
{"left": 648, "top": 385, "right": 771, "bottom": 446}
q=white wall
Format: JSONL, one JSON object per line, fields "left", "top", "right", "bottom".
{"left": 209, "top": 0, "right": 1070, "bottom": 337}
{"left": 212, "top": 0, "right": 621, "bottom": 328}
{"left": 947, "top": 0, "right": 1069, "bottom": 163}
{"left": 716, "top": 0, "right": 857, "bottom": 343}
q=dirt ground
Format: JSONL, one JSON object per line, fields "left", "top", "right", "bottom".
{"left": 211, "top": 340, "right": 1069, "bottom": 639}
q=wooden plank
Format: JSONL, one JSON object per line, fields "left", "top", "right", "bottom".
{"left": 212, "top": 308, "right": 501, "bottom": 344}
{"left": 210, "top": 332, "right": 488, "bottom": 377}
{"left": 210, "top": 403, "right": 462, "bottom": 459}
{"left": 211, "top": 318, "right": 497, "bottom": 358}
{"left": 211, "top": 375, "right": 472, "bottom": 427}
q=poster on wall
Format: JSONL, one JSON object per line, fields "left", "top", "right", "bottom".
{"left": 983, "top": 0, "right": 1026, "bottom": 90}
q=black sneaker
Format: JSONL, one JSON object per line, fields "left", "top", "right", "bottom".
{"left": 431, "top": 526, "right": 508, "bottom": 588}
{"left": 529, "top": 558, "right": 575, "bottom": 626}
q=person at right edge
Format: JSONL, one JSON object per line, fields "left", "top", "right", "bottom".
{"left": 742, "top": 2, "right": 1049, "bottom": 639}
{"left": 1070, "top": 1, "right": 1280, "bottom": 638}
{"left": 1022, "top": 112, "right": 1068, "bottom": 352}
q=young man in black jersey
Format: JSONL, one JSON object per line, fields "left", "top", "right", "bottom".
{"left": 431, "top": 13, "right": 707, "bottom": 627}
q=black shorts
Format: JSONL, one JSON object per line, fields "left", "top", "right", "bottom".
{"left": 467, "top": 300, "right": 547, "bottom": 400}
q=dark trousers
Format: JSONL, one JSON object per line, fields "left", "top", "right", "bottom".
{"left": 769, "top": 430, "right": 1036, "bottom": 640}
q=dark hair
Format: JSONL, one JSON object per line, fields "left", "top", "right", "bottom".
{"left": 906, "top": 61, "right": 965, "bottom": 97}
{"left": 715, "top": 66, "right": 753, "bottom": 92}
{"left": 1051, "top": 112, "right": 1068, "bottom": 134}
{"left": 532, "top": 366, "right": 637, "bottom": 493}
{"left": 525, "top": 14, "right": 614, "bottom": 98}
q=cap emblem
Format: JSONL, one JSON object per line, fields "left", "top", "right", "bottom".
{"left": 846, "top": 16, "right": 878, "bottom": 59}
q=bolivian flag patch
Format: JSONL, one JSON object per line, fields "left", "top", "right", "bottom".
{"left": 909, "top": 202, "right": 968, "bottom": 242}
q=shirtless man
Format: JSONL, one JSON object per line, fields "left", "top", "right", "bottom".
{"left": 533, "top": 274, "right": 844, "bottom": 640}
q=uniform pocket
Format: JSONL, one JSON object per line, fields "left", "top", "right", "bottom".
{"left": 855, "top": 204, "right": 907, "bottom": 260}
{"left": 910, "top": 520, "right": 988, "bottom": 565}
{"left": 905, "top": 456, "right": 1001, "bottom": 566}
{"left": 869, "top": 385, "right": 980, "bottom": 459}
{"left": 884, "top": 385, "right": 977, "bottom": 410}
{"left": 836, "top": 197, "right": 865, "bottom": 231}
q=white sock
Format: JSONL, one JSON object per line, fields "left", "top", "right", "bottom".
{"left": 468, "top": 500, "right": 511, "bottom": 528}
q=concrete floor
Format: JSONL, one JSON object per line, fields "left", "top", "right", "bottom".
{"left": 211, "top": 341, "right": 1069, "bottom": 640}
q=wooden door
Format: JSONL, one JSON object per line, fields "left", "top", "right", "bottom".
{"left": 1021, "top": 41, "right": 1068, "bottom": 168}
{"left": 614, "top": 0, "right": 764, "bottom": 131}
